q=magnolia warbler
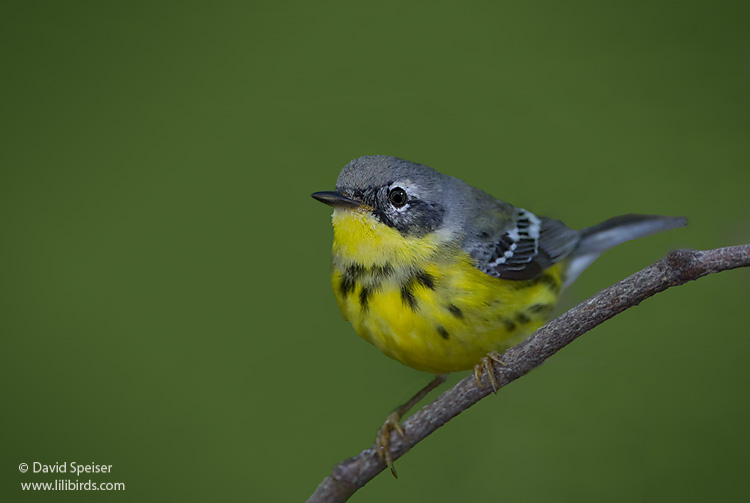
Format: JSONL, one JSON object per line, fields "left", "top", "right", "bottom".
{"left": 312, "top": 155, "right": 685, "bottom": 475}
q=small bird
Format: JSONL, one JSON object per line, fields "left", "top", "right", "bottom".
{"left": 312, "top": 155, "right": 685, "bottom": 475}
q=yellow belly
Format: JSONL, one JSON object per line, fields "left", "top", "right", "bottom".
{"left": 327, "top": 207, "right": 562, "bottom": 374}
{"left": 331, "top": 255, "right": 562, "bottom": 374}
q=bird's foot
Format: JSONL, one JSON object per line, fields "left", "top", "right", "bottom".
{"left": 473, "top": 352, "right": 506, "bottom": 393}
{"left": 375, "top": 410, "right": 406, "bottom": 478}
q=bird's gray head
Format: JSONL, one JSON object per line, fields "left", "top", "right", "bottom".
{"left": 327, "top": 155, "right": 452, "bottom": 237}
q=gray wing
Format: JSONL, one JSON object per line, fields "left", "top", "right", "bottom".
{"left": 465, "top": 205, "right": 580, "bottom": 281}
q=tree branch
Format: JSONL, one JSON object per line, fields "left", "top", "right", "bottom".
{"left": 307, "top": 245, "right": 750, "bottom": 503}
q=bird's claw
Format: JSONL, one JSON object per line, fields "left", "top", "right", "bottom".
{"left": 473, "top": 352, "right": 506, "bottom": 393}
{"left": 375, "top": 410, "right": 407, "bottom": 478}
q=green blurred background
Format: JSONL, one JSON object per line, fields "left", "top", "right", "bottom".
{"left": 2, "top": 1, "right": 749, "bottom": 501}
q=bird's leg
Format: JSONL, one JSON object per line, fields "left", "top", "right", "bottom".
{"left": 473, "top": 352, "right": 506, "bottom": 393}
{"left": 375, "top": 373, "right": 447, "bottom": 478}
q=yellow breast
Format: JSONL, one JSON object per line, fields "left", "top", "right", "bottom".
{"left": 329, "top": 208, "right": 563, "bottom": 374}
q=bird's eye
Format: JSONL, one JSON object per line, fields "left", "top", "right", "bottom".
{"left": 388, "top": 187, "right": 408, "bottom": 208}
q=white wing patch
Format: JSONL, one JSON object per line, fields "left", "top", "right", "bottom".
{"left": 487, "top": 209, "right": 542, "bottom": 268}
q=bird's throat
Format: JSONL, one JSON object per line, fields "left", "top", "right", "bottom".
{"left": 331, "top": 208, "right": 447, "bottom": 269}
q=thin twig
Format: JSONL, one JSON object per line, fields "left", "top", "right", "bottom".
{"left": 307, "top": 245, "right": 750, "bottom": 503}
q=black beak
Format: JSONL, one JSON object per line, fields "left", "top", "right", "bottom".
{"left": 311, "top": 191, "right": 361, "bottom": 209}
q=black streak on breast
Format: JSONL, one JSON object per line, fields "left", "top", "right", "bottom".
{"left": 447, "top": 304, "right": 463, "bottom": 319}
{"left": 436, "top": 325, "right": 450, "bottom": 340}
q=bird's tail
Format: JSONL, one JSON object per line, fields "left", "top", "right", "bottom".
{"left": 563, "top": 214, "right": 687, "bottom": 289}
